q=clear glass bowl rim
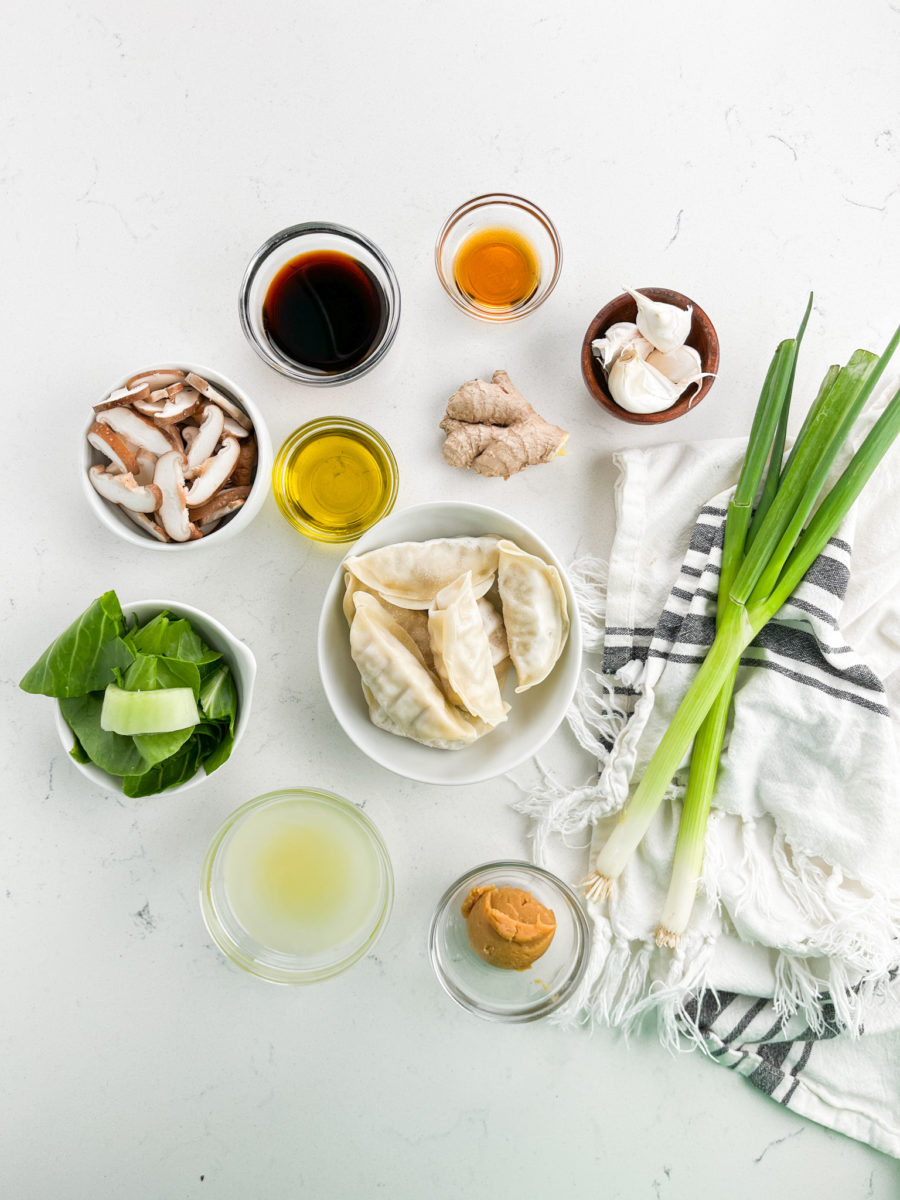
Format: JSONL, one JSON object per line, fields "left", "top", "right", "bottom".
{"left": 434, "top": 192, "right": 563, "bottom": 322}
{"left": 238, "top": 221, "right": 402, "bottom": 385}
{"left": 200, "top": 786, "right": 394, "bottom": 984}
{"left": 428, "top": 859, "right": 591, "bottom": 1022}
{"left": 271, "top": 415, "right": 399, "bottom": 542}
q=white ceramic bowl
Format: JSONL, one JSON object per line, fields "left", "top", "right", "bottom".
{"left": 318, "top": 502, "right": 582, "bottom": 785}
{"left": 55, "top": 599, "right": 257, "bottom": 796}
{"left": 82, "top": 362, "right": 273, "bottom": 551}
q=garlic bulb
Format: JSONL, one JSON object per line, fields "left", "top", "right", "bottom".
{"left": 591, "top": 322, "right": 652, "bottom": 369}
{"left": 607, "top": 345, "right": 683, "bottom": 414}
{"left": 647, "top": 344, "right": 704, "bottom": 390}
{"left": 626, "top": 288, "right": 693, "bottom": 354}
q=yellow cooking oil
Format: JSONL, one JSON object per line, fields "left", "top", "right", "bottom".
{"left": 223, "top": 793, "right": 383, "bottom": 957}
{"left": 273, "top": 418, "right": 398, "bottom": 542}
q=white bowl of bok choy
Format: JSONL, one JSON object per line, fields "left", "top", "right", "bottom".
{"left": 19, "top": 591, "right": 256, "bottom": 797}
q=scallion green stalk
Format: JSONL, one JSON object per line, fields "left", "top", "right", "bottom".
{"left": 587, "top": 314, "right": 900, "bottom": 921}
{"left": 655, "top": 301, "right": 811, "bottom": 945}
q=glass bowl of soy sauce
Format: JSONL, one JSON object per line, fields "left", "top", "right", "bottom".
{"left": 239, "top": 223, "right": 401, "bottom": 385}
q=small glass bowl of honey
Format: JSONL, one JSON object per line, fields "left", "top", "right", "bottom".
{"left": 435, "top": 193, "right": 562, "bottom": 322}
{"left": 272, "top": 417, "right": 399, "bottom": 543}
{"left": 239, "top": 222, "right": 401, "bottom": 385}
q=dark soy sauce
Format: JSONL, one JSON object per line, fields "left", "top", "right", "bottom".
{"left": 263, "top": 250, "right": 387, "bottom": 373}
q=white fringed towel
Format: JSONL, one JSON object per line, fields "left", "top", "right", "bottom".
{"left": 515, "top": 421, "right": 900, "bottom": 1158}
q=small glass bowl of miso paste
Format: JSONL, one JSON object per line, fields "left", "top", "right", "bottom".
{"left": 273, "top": 417, "right": 398, "bottom": 543}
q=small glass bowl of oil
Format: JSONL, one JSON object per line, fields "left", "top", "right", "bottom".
{"left": 272, "top": 417, "right": 399, "bottom": 543}
{"left": 200, "top": 788, "right": 394, "bottom": 984}
{"left": 435, "top": 193, "right": 562, "bottom": 322}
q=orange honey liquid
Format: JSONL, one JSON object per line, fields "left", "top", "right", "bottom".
{"left": 452, "top": 226, "right": 540, "bottom": 311}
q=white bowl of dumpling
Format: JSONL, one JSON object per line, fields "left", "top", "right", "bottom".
{"left": 317, "top": 501, "right": 582, "bottom": 785}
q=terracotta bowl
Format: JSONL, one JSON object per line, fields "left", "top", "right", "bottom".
{"left": 581, "top": 288, "right": 719, "bottom": 425}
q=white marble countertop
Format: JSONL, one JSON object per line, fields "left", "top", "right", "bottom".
{"left": 3, "top": 1, "right": 899, "bottom": 1195}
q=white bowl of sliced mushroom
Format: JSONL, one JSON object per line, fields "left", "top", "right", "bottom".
{"left": 317, "top": 501, "right": 582, "bottom": 785}
{"left": 83, "top": 363, "right": 272, "bottom": 549}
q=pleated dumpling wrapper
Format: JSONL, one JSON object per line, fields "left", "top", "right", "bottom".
{"left": 429, "top": 572, "right": 509, "bottom": 727}
{"left": 496, "top": 540, "right": 569, "bottom": 692}
{"left": 343, "top": 571, "right": 435, "bottom": 672}
{"left": 343, "top": 536, "right": 500, "bottom": 610}
{"left": 349, "top": 591, "right": 478, "bottom": 750}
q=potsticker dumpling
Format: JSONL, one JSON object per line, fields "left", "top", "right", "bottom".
{"left": 477, "top": 596, "right": 509, "bottom": 668}
{"left": 429, "top": 572, "right": 509, "bottom": 727}
{"left": 496, "top": 540, "right": 569, "bottom": 692}
{"left": 349, "top": 592, "right": 478, "bottom": 750}
{"left": 344, "top": 536, "right": 500, "bottom": 610}
{"left": 343, "top": 572, "right": 434, "bottom": 673}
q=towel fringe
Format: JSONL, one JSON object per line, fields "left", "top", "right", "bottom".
{"left": 567, "top": 555, "right": 609, "bottom": 653}
{"left": 703, "top": 815, "right": 900, "bottom": 1035}
{"left": 548, "top": 883, "right": 895, "bottom": 1047}
{"left": 508, "top": 758, "right": 612, "bottom": 866}
{"left": 566, "top": 667, "right": 630, "bottom": 761}
{"left": 550, "top": 915, "right": 612, "bottom": 1032}
{"left": 509, "top": 662, "right": 630, "bottom": 864}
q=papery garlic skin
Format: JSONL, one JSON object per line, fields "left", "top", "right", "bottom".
{"left": 607, "top": 345, "right": 683, "bottom": 414}
{"left": 591, "top": 322, "right": 653, "bottom": 369}
{"left": 647, "top": 344, "right": 704, "bottom": 390}
{"left": 626, "top": 288, "right": 693, "bottom": 354}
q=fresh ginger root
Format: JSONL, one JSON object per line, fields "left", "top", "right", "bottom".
{"left": 439, "top": 370, "right": 569, "bottom": 479}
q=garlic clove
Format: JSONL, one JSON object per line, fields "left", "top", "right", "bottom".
{"left": 607, "top": 345, "right": 683, "bottom": 414}
{"left": 647, "top": 344, "right": 704, "bottom": 389}
{"left": 592, "top": 322, "right": 655, "bottom": 370}
{"left": 625, "top": 288, "right": 693, "bottom": 354}
{"left": 591, "top": 322, "right": 638, "bottom": 368}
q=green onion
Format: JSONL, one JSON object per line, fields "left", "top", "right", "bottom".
{"left": 656, "top": 301, "right": 809, "bottom": 945}
{"left": 587, "top": 310, "right": 900, "bottom": 933}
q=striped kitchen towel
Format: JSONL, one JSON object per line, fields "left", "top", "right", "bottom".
{"left": 514, "top": 414, "right": 900, "bottom": 1158}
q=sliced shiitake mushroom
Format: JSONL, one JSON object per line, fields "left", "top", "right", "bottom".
{"left": 87, "top": 368, "right": 256, "bottom": 543}
{"left": 185, "top": 436, "right": 240, "bottom": 507}
{"left": 132, "top": 448, "right": 157, "bottom": 487}
{"left": 89, "top": 466, "right": 162, "bottom": 512}
{"left": 96, "top": 406, "right": 176, "bottom": 456}
{"left": 125, "top": 368, "right": 187, "bottom": 392}
{"left": 185, "top": 403, "right": 225, "bottom": 477}
{"left": 188, "top": 485, "right": 250, "bottom": 526}
{"left": 87, "top": 422, "right": 139, "bottom": 475}
{"left": 123, "top": 508, "right": 170, "bottom": 542}
{"left": 153, "top": 451, "right": 199, "bottom": 542}
{"left": 186, "top": 372, "right": 252, "bottom": 430}
{"left": 93, "top": 382, "right": 152, "bottom": 413}
{"left": 222, "top": 415, "right": 251, "bottom": 439}
{"left": 231, "top": 435, "right": 258, "bottom": 488}
{"left": 153, "top": 386, "right": 201, "bottom": 426}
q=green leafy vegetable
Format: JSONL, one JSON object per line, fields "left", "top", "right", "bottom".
{"left": 21, "top": 592, "right": 240, "bottom": 796}
{"left": 120, "top": 654, "right": 202, "bottom": 698}
{"left": 125, "top": 612, "right": 221, "bottom": 666}
{"left": 19, "top": 591, "right": 133, "bottom": 698}
{"left": 199, "top": 666, "right": 238, "bottom": 731}
{"left": 132, "top": 725, "right": 198, "bottom": 769}
{"left": 122, "top": 735, "right": 206, "bottom": 798}
{"left": 69, "top": 733, "right": 91, "bottom": 765}
{"left": 199, "top": 725, "right": 235, "bottom": 775}
{"left": 59, "top": 693, "right": 150, "bottom": 777}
